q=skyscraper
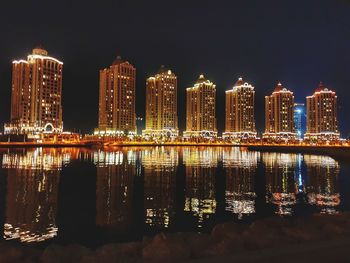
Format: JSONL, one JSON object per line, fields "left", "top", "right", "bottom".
{"left": 294, "top": 103, "right": 306, "bottom": 139}
{"left": 184, "top": 74, "right": 217, "bottom": 138}
{"left": 5, "top": 47, "right": 63, "bottom": 134}
{"left": 263, "top": 83, "right": 296, "bottom": 140}
{"left": 95, "top": 56, "right": 136, "bottom": 136}
{"left": 223, "top": 77, "right": 256, "bottom": 140}
{"left": 143, "top": 66, "right": 178, "bottom": 138}
{"left": 305, "top": 83, "right": 339, "bottom": 141}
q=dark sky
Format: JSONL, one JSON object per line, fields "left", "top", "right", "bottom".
{"left": 1, "top": 0, "right": 350, "bottom": 136}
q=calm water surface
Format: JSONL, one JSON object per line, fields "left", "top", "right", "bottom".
{"left": 0, "top": 146, "right": 349, "bottom": 247}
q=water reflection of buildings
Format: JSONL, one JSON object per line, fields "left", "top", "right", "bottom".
{"left": 223, "top": 148, "right": 258, "bottom": 219}
{"left": 263, "top": 153, "right": 298, "bottom": 216}
{"left": 183, "top": 147, "right": 218, "bottom": 227}
{"left": 304, "top": 155, "right": 340, "bottom": 214}
{"left": 142, "top": 147, "right": 178, "bottom": 228}
{"left": 1, "top": 148, "right": 68, "bottom": 243}
{"left": 94, "top": 150, "right": 138, "bottom": 231}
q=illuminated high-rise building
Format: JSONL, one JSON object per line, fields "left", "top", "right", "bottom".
{"left": 5, "top": 47, "right": 63, "bottom": 134}
{"left": 294, "top": 103, "right": 306, "bottom": 139}
{"left": 263, "top": 83, "right": 296, "bottom": 140}
{"left": 143, "top": 66, "right": 178, "bottom": 138}
{"left": 305, "top": 83, "right": 339, "bottom": 141}
{"left": 184, "top": 75, "right": 217, "bottom": 138}
{"left": 223, "top": 77, "right": 256, "bottom": 140}
{"left": 95, "top": 56, "right": 136, "bottom": 136}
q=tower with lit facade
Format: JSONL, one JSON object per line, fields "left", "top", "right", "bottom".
{"left": 5, "top": 47, "right": 63, "bottom": 134}
{"left": 263, "top": 83, "right": 296, "bottom": 140}
{"left": 294, "top": 103, "right": 306, "bottom": 139}
{"left": 95, "top": 56, "right": 136, "bottom": 136}
{"left": 305, "top": 83, "right": 339, "bottom": 141}
{"left": 143, "top": 66, "right": 178, "bottom": 138}
{"left": 223, "top": 77, "right": 256, "bottom": 140}
{"left": 184, "top": 74, "right": 217, "bottom": 138}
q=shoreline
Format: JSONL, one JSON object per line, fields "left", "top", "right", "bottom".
{"left": 2, "top": 213, "right": 350, "bottom": 263}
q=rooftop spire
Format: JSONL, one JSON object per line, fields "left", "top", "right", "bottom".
{"left": 234, "top": 77, "right": 244, "bottom": 86}
{"left": 112, "top": 55, "right": 124, "bottom": 65}
{"left": 196, "top": 74, "right": 206, "bottom": 84}
{"left": 315, "top": 82, "right": 327, "bottom": 92}
{"left": 274, "top": 82, "right": 283, "bottom": 92}
{"left": 32, "top": 46, "right": 48, "bottom": 56}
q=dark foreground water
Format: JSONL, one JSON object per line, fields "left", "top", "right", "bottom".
{"left": 0, "top": 146, "right": 349, "bottom": 248}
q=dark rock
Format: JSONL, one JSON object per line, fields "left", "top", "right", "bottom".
{"left": 142, "top": 233, "right": 190, "bottom": 262}
{"left": 0, "top": 244, "right": 23, "bottom": 263}
{"left": 95, "top": 242, "right": 142, "bottom": 263}
{"left": 211, "top": 222, "right": 244, "bottom": 240}
{"left": 41, "top": 244, "right": 92, "bottom": 263}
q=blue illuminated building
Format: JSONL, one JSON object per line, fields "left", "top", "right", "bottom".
{"left": 294, "top": 103, "right": 306, "bottom": 139}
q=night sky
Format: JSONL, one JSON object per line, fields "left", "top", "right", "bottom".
{"left": 0, "top": 0, "right": 350, "bottom": 136}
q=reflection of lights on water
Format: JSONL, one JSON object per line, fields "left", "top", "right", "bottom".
{"left": 263, "top": 152, "right": 298, "bottom": 216}
{"left": 304, "top": 155, "right": 340, "bottom": 214}
{"left": 4, "top": 223, "right": 58, "bottom": 243}
{"left": 142, "top": 148, "right": 177, "bottom": 229}
{"left": 270, "top": 193, "right": 297, "bottom": 216}
{"left": 307, "top": 193, "right": 340, "bottom": 215}
{"left": 262, "top": 152, "right": 298, "bottom": 167}
{"left": 296, "top": 154, "right": 304, "bottom": 193}
{"left": 142, "top": 147, "right": 179, "bottom": 168}
{"left": 304, "top": 155, "right": 339, "bottom": 168}
{"left": 93, "top": 151, "right": 124, "bottom": 167}
{"left": 145, "top": 209, "right": 170, "bottom": 228}
{"left": 184, "top": 198, "right": 216, "bottom": 228}
{"left": 1, "top": 148, "right": 66, "bottom": 243}
{"left": 2, "top": 148, "right": 72, "bottom": 170}
{"left": 183, "top": 147, "right": 220, "bottom": 167}
{"left": 225, "top": 192, "right": 256, "bottom": 219}
{"left": 0, "top": 147, "right": 345, "bottom": 241}
{"left": 222, "top": 147, "right": 259, "bottom": 168}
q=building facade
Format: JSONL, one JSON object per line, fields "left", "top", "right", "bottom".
{"left": 294, "top": 103, "right": 306, "bottom": 139}
{"left": 263, "top": 83, "right": 296, "bottom": 140}
{"left": 184, "top": 75, "right": 217, "bottom": 138}
{"left": 305, "top": 83, "right": 339, "bottom": 141}
{"left": 223, "top": 78, "right": 256, "bottom": 140}
{"left": 143, "top": 66, "right": 178, "bottom": 138}
{"left": 5, "top": 48, "right": 63, "bottom": 134}
{"left": 95, "top": 56, "right": 136, "bottom": 136}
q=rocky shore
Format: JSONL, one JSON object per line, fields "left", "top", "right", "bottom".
{"left": 2, "top": 213, "right": 350, "bottom": 263}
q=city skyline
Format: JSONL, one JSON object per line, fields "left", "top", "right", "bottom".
{"left": 1, "top": 1, "right": 350, "bottom": 260}
{"left": 0, "top": 1, "right": 349, "bottom": 136}
{"left": 1, "top": 48, "right": 344, "bottom": 138}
